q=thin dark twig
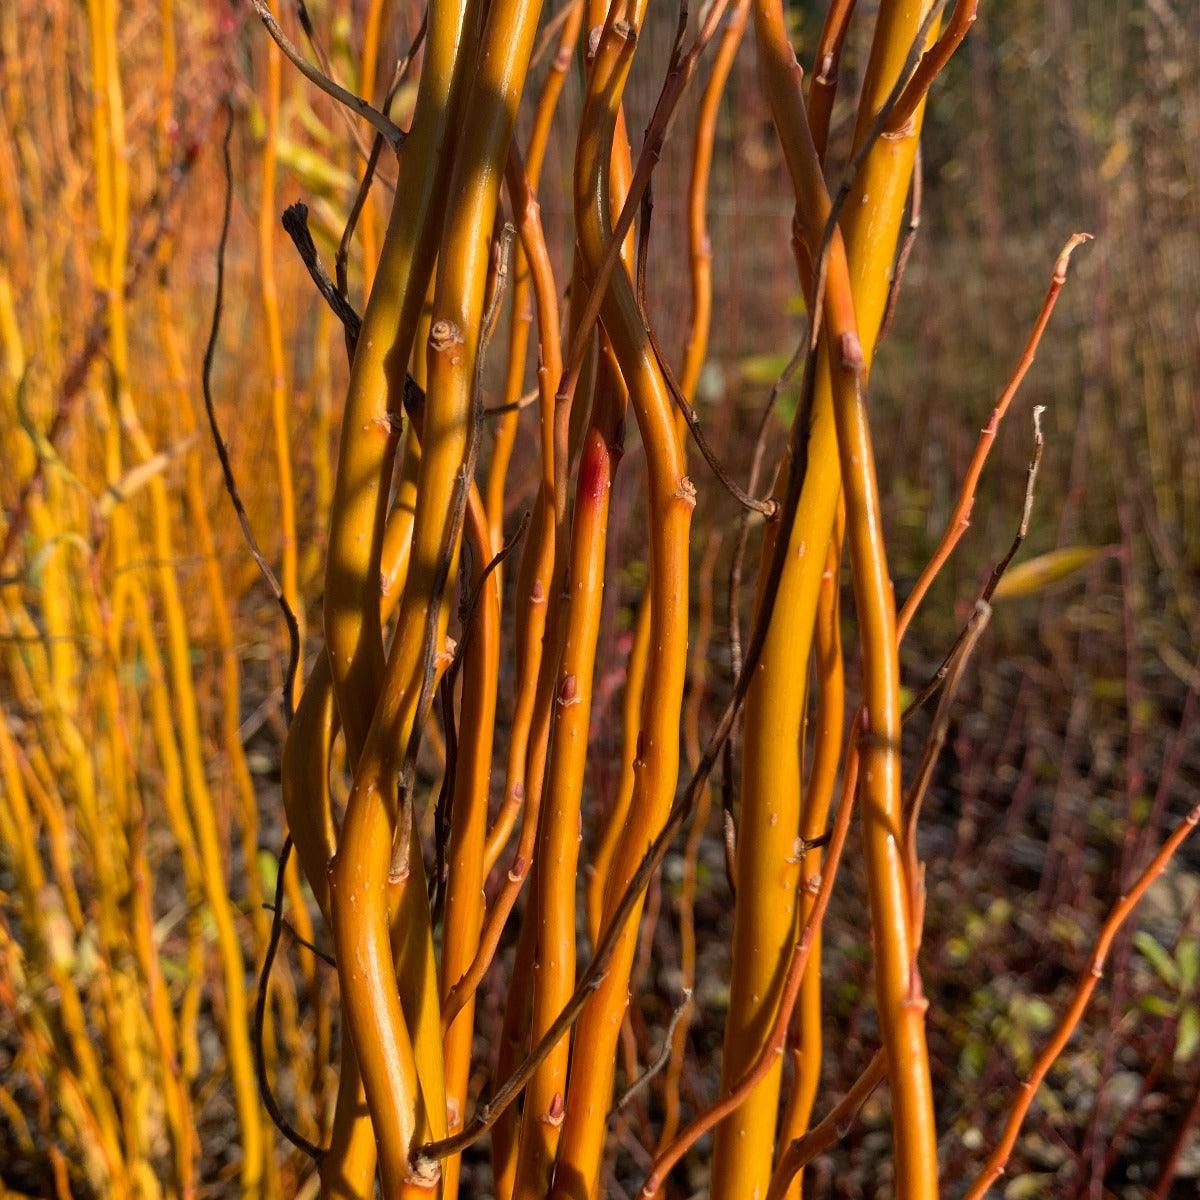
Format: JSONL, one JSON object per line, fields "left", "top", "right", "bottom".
{"left": 727, "top": 329, "right": 809, "bottom": 679}
{"left": 616, "top": 988, "right": 694, "bottom": 1111}
{"left": 878, "top": 139, "right": 922, "bottom": 343}
{"left": 254, "top": 836, "right": 325, "bottom": 1159}
{"left": 206, "top": 102, "right": 316, "bottom": 1158}
{"left": 431, "top": 650, "right": 460, "bottom": 922}
{"left": 248, "top": 0, "right": 406, "bottom": 150}
{"left": 635, "top": 184, "right": 776, "bottom": 517}
{"left": 335, "top": 11, "right": 429, "bottom": 300}
{"left": 431, "top": 510, "right": 531, "bottom": 917}
{"left": 721, "top": 806, "right": 738, "bottom": 895}
{"left": 282, "top": 202, "right": 363, "bottom": 348}
{"left": 261, "top": 903, "right": 337, "bottom": 968}
{"left": 901, "top": 600, "right": 991, "bottom": 934}
{"left": 337, "top": 132, "right": 385, "bottom": 306}
{"left": 280, "top": 201, "right": 427, "bottom": 416}
{"left": 203, "top": 102, "right": 302, "bottom": 725}
{"left": 456, "top": 509, "right": 532, "bottom": 671}
{"left": 483, "top": 385, "right": 539, "bottom": 417}
{"left": 904, "top": 405, "right": 1045, "bottom": 721}
{"left": 981, "top": 404, "right": 1046, "bottom": 595}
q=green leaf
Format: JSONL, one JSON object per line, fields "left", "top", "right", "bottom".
{"left": 1178, "top": 939, "right": 1200, "bottom": 993}
{"left": 258, "top": 848, "right": 280, "bottom": 898}
{"left": 992, "top": 546, "right": 1105, "bottom": 600}
{"left": 1019, "top": 998, "right": 1056, "bottom": 1032}
{"left": 1138, "top": 994, "right": 1177, "bottom": 1018}
{"left": 1135, "top": 931, "right": 1180, "bottom": 989}
{"left": 1176, "top": 1005, "right": 1200, "bottom": 1064}
{"left": 1005, "top": 1174, "right": 1053, "bottom": 1200}
{"left": 960, "top": 1037, "right": 986, "bottom": 1079}
{"left": 737, "top": 351, "right": 794, "bottom": 386}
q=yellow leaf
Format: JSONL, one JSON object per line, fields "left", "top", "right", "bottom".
{"left": 275, "top": 138, "right": 356, "bottom": 199}
{"left": 992, "top": 547, "right": 1104, "bottom": 600}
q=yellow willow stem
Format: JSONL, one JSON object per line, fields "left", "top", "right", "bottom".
{"left": 310, "top": 302, "right": 336, "bottom": 581}
{"left": 778, "top": 508, "right": 844, "bottom": 1200}
{"left": 128, "top": 807, "right": 196, "bottom": 1200}
{"left": 329, "top": 0, "right": 544, "bottom": 1190}
{"left": 153, "top": 288, "right": 284, "bottom": 958}
{"left": 119, "top": 403, "right": 271, "bottom": 1189}
{"left": 296, "top": 458, "right": 421, "bottom": 1200}
{"left": 550, "top": 14, "right": 693, "bottom": 1198}
{"left": 13, "top": 740, "right": 85, "bottom": 932}
{"left": 710, "top": 2, "right": 938, "bottom": 1195}
{"left": 319, "top": 5, "right": 478, "bottom": 1172}
{"left": 125, "top": 574, "right": 207, "bottom": 1086}
{"left": 831, "top": 7, "right": 943, "bottom": 1196}
{"left": 261, "top": 34, "right": 304, "bottom": 712}
{"left": 84, "top": 8, "right": 170, "bottom": 1179}
{"left": 323, "top": 0, "right": 474, "bottom": 767}
{"left": 286, "top": 444, "right": 420, "bottom": 924}
{"left": 0, "top": 799, "right": 129, "bottom": 1196}
{"left": 513, "top": 349, "right": 626, "bottom": 1200}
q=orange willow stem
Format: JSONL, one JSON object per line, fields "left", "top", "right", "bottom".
{"left": 896, "top": 233, "right": 1092, "bottom": 641}
{"left": 438, "top": 489, "right": 500, "bottom": 1200}
{"left": 658, "top": 530, "right": 722, "bottom": 1148}
{"left": 585, "top": 587, "right": 651, "bottom": 945}
{"left": 492, "top": 891, "right": 539, "bottom": 1200}
{"left": 678, "top": 0, "right": 750, "bottom": 406}
{"left": 767, "top": 1051, "right": 889, "bottom": 1200}
{"left": 442, "top": 140, "right": 567, "bottom": 1028}
{"left": 962, "top": 800, "right": 1200, "bottom": 1200}
{"left": 653, "top": 7, "right": 748, "bottom": 1140}
{"left": 807, "top": 0, "right": 856, "bottom": 159}
{"left": 478, "top": 162, "right": 567, "bottom": 879}
{"left": 548, "top": 11, "right": 693, "bottom": 1196}
{"left": 330, "top": 0, "right": 544, "bottom": 1191}
{"left": 485, "top": 0, "right": 583, "bottom": 571}
{"left": 513, "top": 345, "right": 627, "bottom": 1200}
{"left": 886, "top": 0, "right": 978, "bottom": 135}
